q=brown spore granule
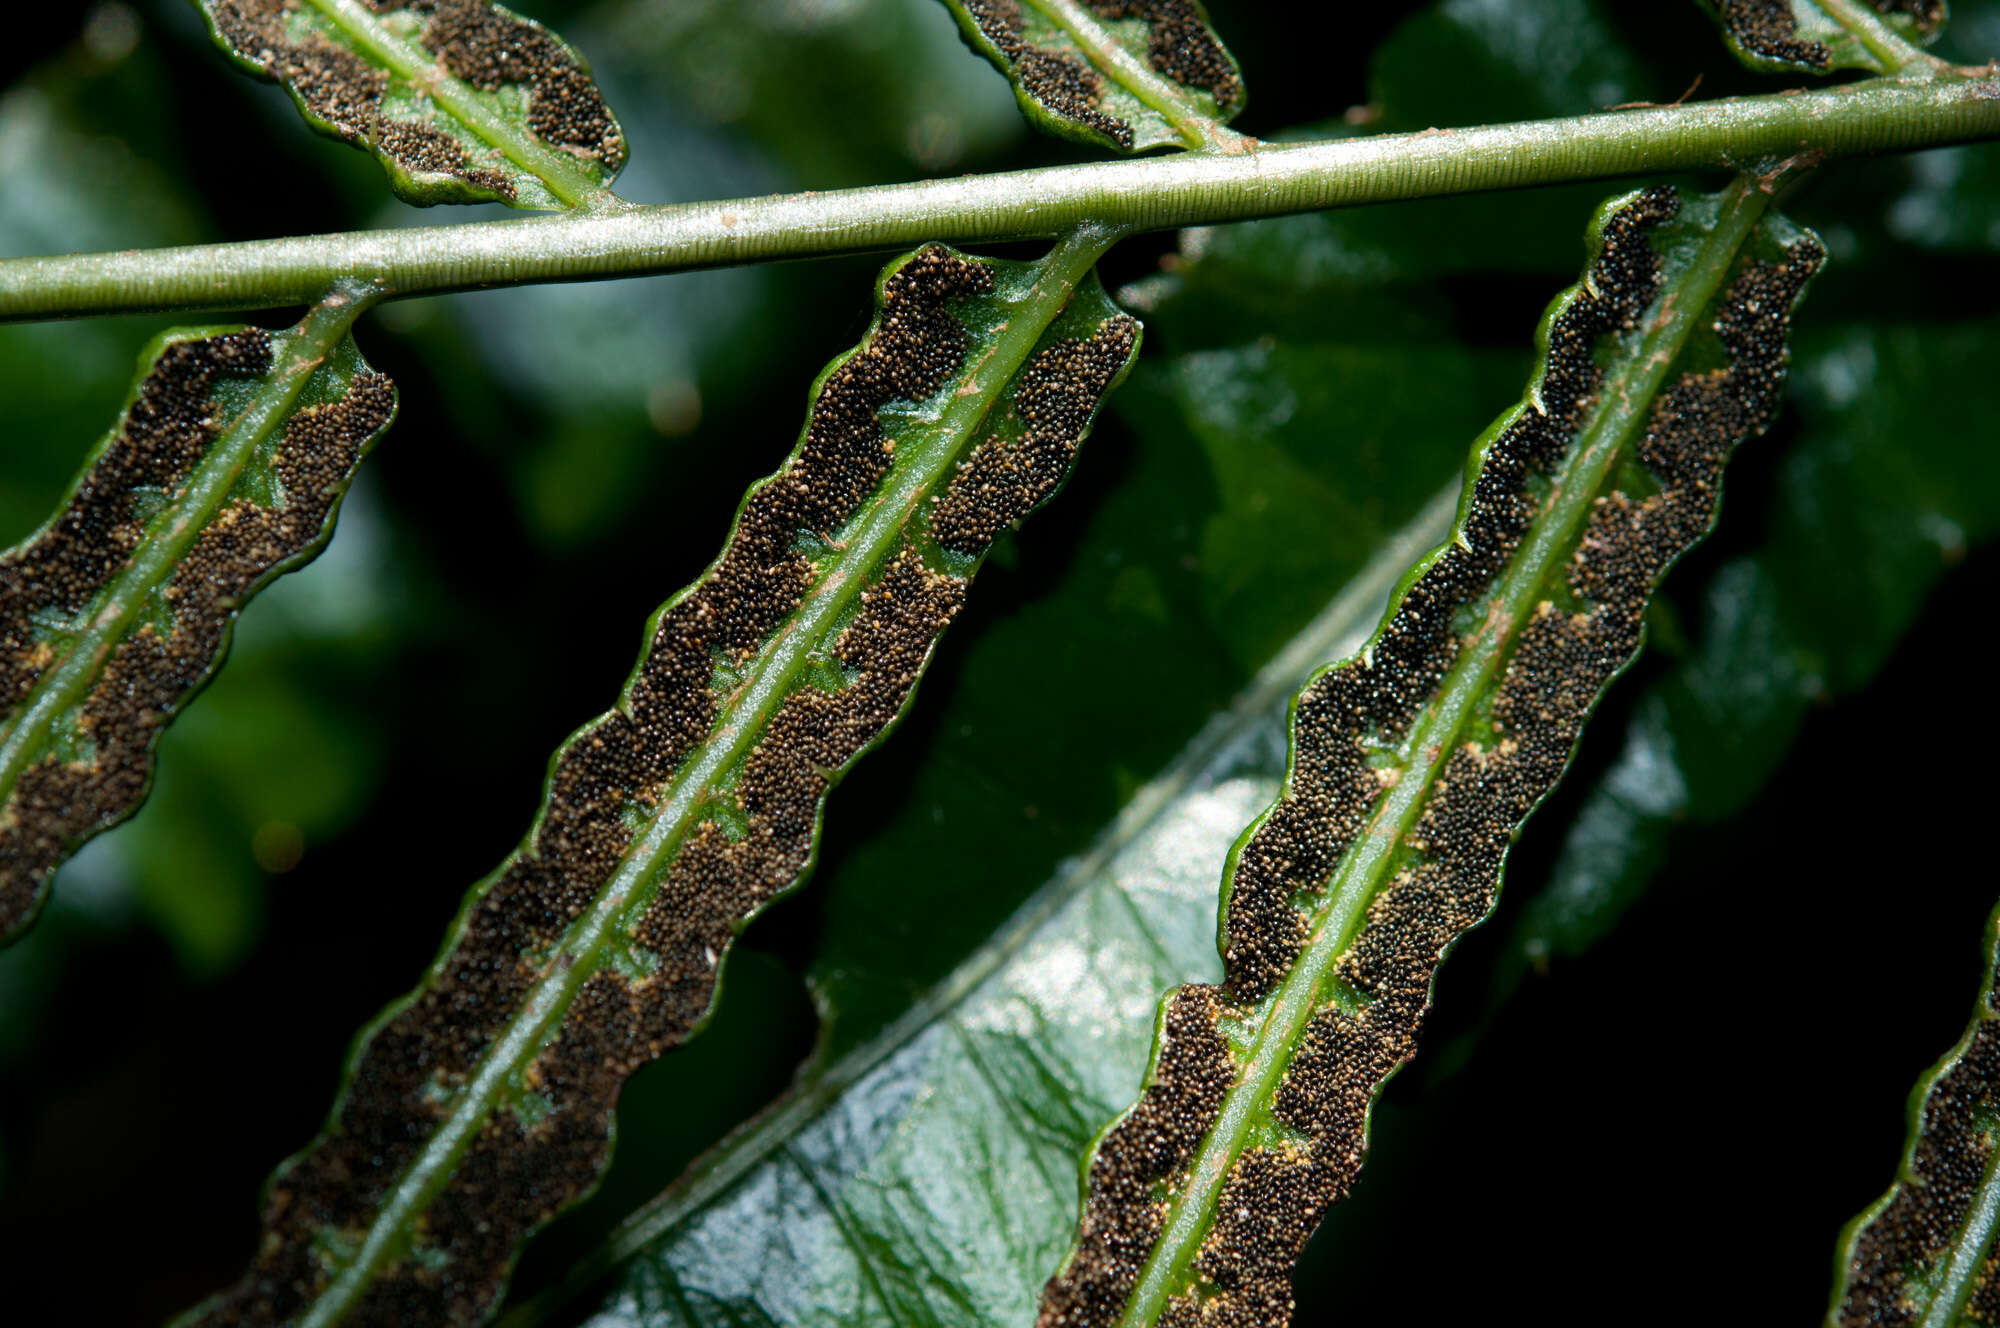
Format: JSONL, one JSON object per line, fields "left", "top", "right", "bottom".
{"left": 1039, "top": 193, "right": 1825, "bottom": 1327}
{"left": 1839, "top": 999, "right": 2000, "bottom": 1324}
{"left": 1, "top": 333, "right": 395, "bottom": 938}
{"left": 932, "top": 316, "right": 1139, "bottom": 554}
{"left": 370, "top": 0, "right": 625, "bottom": 167}
{"left": 208, "top": 0, "right": 624, "bottom": 202}
{"left": 197, "top": 247, "right": 1129, "bottom": 1326}
{"left": 961, "top": 0, "right": 1137, "bottom": 149}
{"left": 1083, "top": 0, "right": 1243, "bottom": 109}
{"left": 1715, "top": 0, "right": 1834, "bottom": 68}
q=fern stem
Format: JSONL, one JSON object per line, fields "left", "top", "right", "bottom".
{"left": 1, "top": 72, "right": 1993, "bottom": 322}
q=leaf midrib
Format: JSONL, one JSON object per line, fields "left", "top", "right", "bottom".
{"left": 0, "top": 293, "right": 365, "bottom": 817}
{"left": 298, "top": 227, "right": 1121, "bottom": 1328}
{"left": 1810, "top": 0, "right": 1939, "bottom": 71}
{"left": 1116, "top": 178, "right": 1775, "bottom": 1327}
{"left": 300, "top": 0, "right": 613, "bottom": 210}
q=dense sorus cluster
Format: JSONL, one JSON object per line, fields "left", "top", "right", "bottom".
{"left": 1715, "top": 0, "right": 1835, "bottom": 68}
{"left": 933, "top": 317, "right": 1140, "bottom": 554}
{"left": 2, "top": 367, "right": 394, "bottom": 937}
{"left": 1840, "top": 955, "right": 2000, "bottom": 1326}
{"left": 1041, "top": 985, "right": 1235, "bottom": 1328}
{"left": 192, "top": 247, "right": 1140, "bottom": 1327}
{"left": 961, "top": 0, "right": 1136, "bottom": 149}
{"left": 1842, "top": 1020, "right": 2000, "bottom": 1326}
{"left": 1041, "top": 191, "right": 1824, "bottom": 1328}
{"left": 368, "top": 0, "right": 626, "bottom": 167}
{"left": 1711, "top": 0, "right": 1944, "bottom": 68}
{"left": 1, "top": 331, "right": 271, "bottom": 934}
{"left": 210, "top": 0, "right": 511, "bottom": 197}
{"left": 209, "top": 0, "right": 623, "bottom": 202}
{"left": 1083, "top": 1, "right": 1243, "bottom": 109}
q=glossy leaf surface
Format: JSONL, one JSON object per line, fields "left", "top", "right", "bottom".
{"left": 187, "top": 233, "right": 1138, "bottom": 1328}
{"left": 939, "top": 0, "right": 1246, "bottom": 153}
{"left": 196, "top": 0, "right": 627, "bottom": 209}
{"left": 0, "top": 296, "right": 394, "bottom": 945}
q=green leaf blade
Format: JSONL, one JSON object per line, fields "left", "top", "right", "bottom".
{"left": 1702, "top": 0, "right": 1949, "bottom": 74}
{"left": 0, "top": 294, "right": 393, "bottom": 945}
{"left": 941, "top": 0, "right": 1246, "bottom": 153}
{"left": 198, "top": 0, "right": 628, "bottom": 209}
{"left": 1833, "top": 901, "right": 2000, "bottom": 1328}
{"left": 188, "top": 231, "right": 1138, "bottom": 1328}
{"left": 1044, "top": 180, "right": 1826, "bottom": 1328}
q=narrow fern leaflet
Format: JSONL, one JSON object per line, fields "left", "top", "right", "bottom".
{"left": 943, "top": 0, "right": 1244, "bottom": 153}
{"left": 189, "top": 236, "right": 1138, "bottom": 1328}
{"left": 1039, "top": 183, "right": 1824, "bottom": 1328}
{"left": 0, "top": 299, "right": 393, "bottom": 945}
{"left": 1706, "top": 0, "right": 1947, "bottom": 73}
{"left": 1834, "top": 901, "right": 2000, "bottom": 1328}
{"left": 199, "top": 0, "right": 626, "bottom": 209}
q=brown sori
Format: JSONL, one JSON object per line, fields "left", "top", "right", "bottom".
{"left": 1039, "top": 188, "right": 1826, "bottom": 1328}
{"left": 1837, "top": 917, "right": 2000, "bottom": 1327}
{"left": 205, "top": 0, "right": 624, "bottom": 201}
{"left": 0, "top": 331, "right": 396, "bottom": 938}
{"left": 955, "top": 0, "right": 1241, "bottom": 150}
{"left": 194, "top": 246, "right": 1138, "bottom": 1326}
{"left": 1714, "top": 0, "right": 1946, "bottom": 70}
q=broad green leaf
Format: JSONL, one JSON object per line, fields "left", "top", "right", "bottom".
{"left": 493, "top": 481, "right": 1459, "bottom": 1328}
{"left": 187, "top": 231, "right": 1139, "bottom": 1328}
{"left": 0, "top": 294, "right": 395, "bottom": 946}
{"left": 1830, "top": 899, "right": 2000, "bottom": 1327}
{"left": 1044, "top": 181, "right": 1824, "bottom": 1327}
{"left": 195, "top": 0, "right": 627, "bottom": 210}
{"left": 939, "top": 0, "right": 1246, "bottom": 153}
{"left": 1700, "top": 0, "right": 1949, "bottom": 74}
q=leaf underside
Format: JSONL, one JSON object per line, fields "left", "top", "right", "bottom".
{"left": 0, "top": 308, "right": 394, "bottom": 946}
{"left": 1704, "top": 0, "right": 1947, "bottom": 73}
{"left": 942, "top": 0, "right": 1244, "bottom": 152}
{"left": 187, "top": 240, "right": 1138, "bottom": 1328}
{"left": 1833, "top": 901, "right": 2000, "bottom": 1328}
{"left": 198, "top": 0, "right": 626, "bottom": 208}
{"left": 1041, "top": 183, "right": 1825, "bottom": 1328}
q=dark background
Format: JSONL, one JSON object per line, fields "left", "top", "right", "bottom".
{"left": 1, "top": 1, "right": 1996, "bottom": 1323}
